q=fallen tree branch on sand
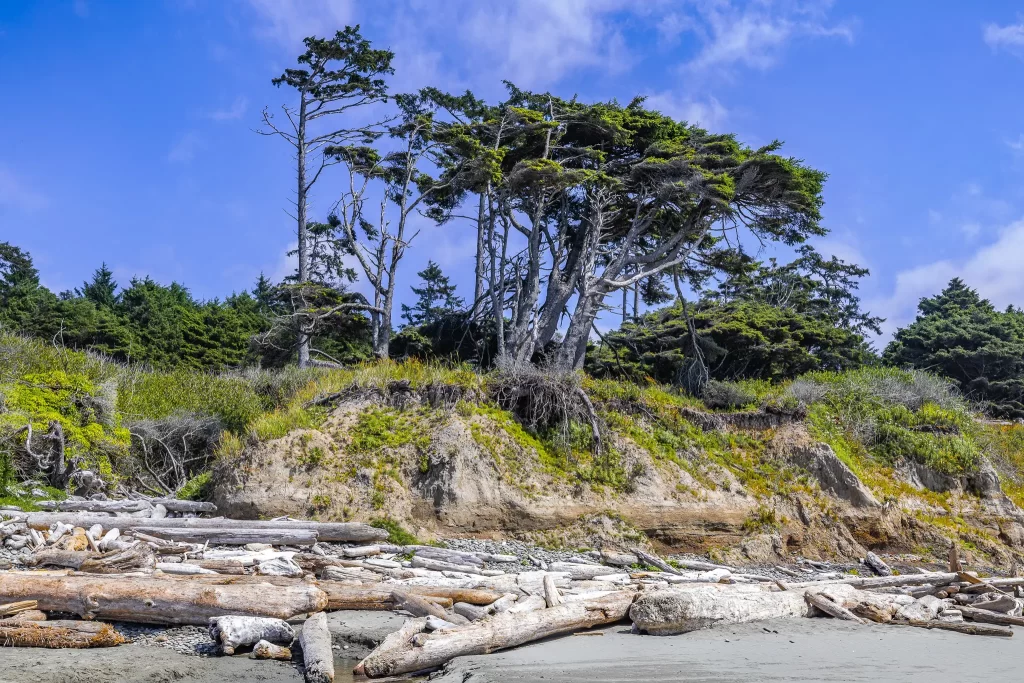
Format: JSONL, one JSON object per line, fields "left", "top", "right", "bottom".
{"left": 358, "top": 591, "right": 636, "bottom": 678}
{"left": 0, "top": 619, "right": 127, "bottom": 648}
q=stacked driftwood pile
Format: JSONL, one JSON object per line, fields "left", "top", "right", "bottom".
{"left": 1, "top": 499, "right": 1022, "bottom": 681}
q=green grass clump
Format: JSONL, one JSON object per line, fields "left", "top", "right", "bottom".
{"left": 349, "top": 407, "right": 430, "bottom": 454}
{"left": 177, "top": 471, "right": 212, "bottom": 500}
{"left": 118, "top": 368, "right": 264, "bottom": 433}
{"left": 370, "top": 517, "right": 420, "bottom": 545}
{"left": 742, "top": 505, "right": 783, "bottom": 534}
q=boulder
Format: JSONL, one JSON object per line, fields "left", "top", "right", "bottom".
{"left": 785, "top": 441, "right": 879, "bottom": 508}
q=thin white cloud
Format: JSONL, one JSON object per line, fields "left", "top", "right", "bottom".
{"left": 644, "top": 91, "right": 729, "bottom": 130}
{"left": 0, "top": 165, "right": 47, "bottom": 212}
{"left": 207, "top": 96, "right": 249, "bottom": 121}
{"left": 871, "top": 217, "right": 1024, "bottom": 342}
{"left": 983, "top": 21, "right": 1024, "bottom": 52}
{"left": 1007, "top": 134, "right": 1024, "bottom": 152}
{"left": 167, "top": 132, "right": 201, "bottom": 163}
{"left": 682, "top": 0, "right": 855, "bottom": 73}
{"left": 245, "top": 0, "right": 354, "bottom": 48}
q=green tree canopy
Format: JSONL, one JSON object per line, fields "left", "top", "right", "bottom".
{"left": 884, "top": 278, "right": 1024, "bottom": 418}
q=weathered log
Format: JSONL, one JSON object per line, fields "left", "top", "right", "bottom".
{"left": 294, "top": 554, "right": 366, "bottom": 573}
{"left": 252, "top": 639, "right": 293, "bottom": 660}
{"left": 489, "top": 593, "right": 518, "bottom": 613}
{"left": 409, "top": 546, "right": 485, "bottom": 567}
{"left": 24, "top": 513, "right": 385, "bottom": 543}
{"left": 543, "top": 574, "right": 563, "bottom": 608}
{"left": 0, "top": 619, "right": 127, "bottom": 648}
{"left": 0, "top": 600, "right": 38, "bottom": 617}
{"left": 506, "top": 595, "right": 547, "bottom": 614}
{"left": 863, "top": 552, "right": 892, "bottom": 577}
{"left": 299, "top": 611, "right": 334, "bottom": 683}
{"left": 971, "top": 594, "right": 1018, "bottom": 613}
{"left": 38, "top": 500, "right": 152, "bottom": 513}
{"left": 256, "top": 556, "right": 306, "bottom": 577}
{"left": 354, "top": 618, "right": 428, "bottom": 676}
{"left": 7, "top": 609, "right": 48, "bottom": 622}
{"left": 632, "top": 549, "right": 680, "bottom": 575}
{"left": 783, "top": 573, "right": 958, "bottom": 590}
{"left": 134, "top": 527, "right": 318, "bottom": 546}
{"left": 547, "top": 562, "right": 619, "bottom": 581}
{"left": 360, "top": 591, "right": 635, "bottom": 678}
{"left": 425, "top": 615, "right": 459, "bottom": 631}
{"left": 391, "top": 590, "right": 450, "bottom": 620}
{"left": 600, "top": 551, "right": 639, "bottom": 567}
{"left": 895, "top": 620, "right": 1013, "bottom": 637}
{"left": 27, "top": 549, "right": 93, "bottom": 570}
{"left": 156, "top": 562, "right": 219, "bottom": 575}
{"left": 153, "top": 499, "right": 217, "bottom": 514}
{"left": 410, "top": 556, "right": 485, "bottom": 575}
{"left": 959, "top": 604, "right": 1024, "bottom": 626}
{"left": 339, "top": 544, "right": 381, "bottom": 558}
{"left": 805, "top": 590, "right": 866, "bottom": 624}
{"left": 209, "top": 615, "right": 295, "bottom": 655}
{"left": 452, "top": 602, "right": 490, "bottom": 621}
{"left": 0, "top": 573, "right": 327, "bottom": 625}
{"left": 631, "top": 586, "right": 810, "bottom": 635}
{"left": 79, "top": 544, "right": 156, "bottom": 574}
{"left": 185, "top": 560, "right": 247, "bottom": 575}
{"left": 948, "top": 543, "right": 962, "bottom": 573}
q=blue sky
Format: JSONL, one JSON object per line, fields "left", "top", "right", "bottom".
{"left": 2, "top": 1, "right": 1024, "bottom": 344}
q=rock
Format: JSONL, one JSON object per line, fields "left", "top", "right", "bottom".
{"left": 630, "top": 586, "right": 810, "bottom": 635}
{"left": 256, "top": 557, "right": 304, "bottom": 577}
{"left": 784, "top": 441, "right": 879, "bottom": 508}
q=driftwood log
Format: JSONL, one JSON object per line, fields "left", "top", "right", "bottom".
{"left": 783, "top": 573, "right": 959, "bottom": 590}
{"left": 252, "top": 639, "right": 292, "bottom": 660}
{"left": 152, "top": 499, "right": 217, "bottom": 513}
{"left": 0, "top": 619, "right": 127, "bottom": 648}
{"left": 897, "top": 620, "right": 1013, "bottom": 637}
{"left": 209, "top": 615, "right": 295, "bottom": 655}
{"left": 38, "top": 500, "right": 152, "bottom": 513}
{"left": 864, "top": 552, "right": 892, "bottom": 577}
{"left": 632, "top": 549, "right": 681, "bottom": 575}
{"left": 133, "top": 527, "right": 318, "bottom": 546}
{"left": 299, "top": 611, "right": 334, "bottom": 683}
{"left": 804, "top": 590, "right": 866, "bottom": 624}
{"left": 0, "top": 600, "right": 38, "bottom": 618}
{"left": 0, "top": 573, "right": 327, "bottom": 625}
{"left": 360, "top": 591, "right": 636, "bottom": 678}
{"left": 958, "top": 605, "right": 1024, "bottom": 626}
{"left": 22, "top": 513, "right": 386, "bottom": 543}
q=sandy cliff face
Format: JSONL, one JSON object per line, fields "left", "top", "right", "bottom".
{"left": 213, "top": 394, "right": 1024, "bottom": 566}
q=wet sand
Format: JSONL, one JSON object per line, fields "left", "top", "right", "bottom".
{"left": 1, "top": 617, "right": 1019, "bottom": 683}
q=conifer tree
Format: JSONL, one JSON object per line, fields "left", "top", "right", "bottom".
{"left": 77, "top": 263, "right": 118, "bottom": 308}
{"left": 401, "top": 260, "right": 464, "bottom": 326}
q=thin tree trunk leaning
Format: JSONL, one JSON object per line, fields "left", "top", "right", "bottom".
{"left": 633, "top": 549, "right": 681, "bottom": 575}
{"left": 0, "top": 573, "right": 327, "bottom": 625}
{"left": 22, "top": 513, "right": 386, "bottom": 542}
{"left": 134, "top": 527, "right": 318, "bottom": 546}
{"left": 0, "top": 619, "right": 128, "bottom": 648}
{"left": 360, "top": 591, "right": 636, "bottom": 678}
{"left": 300, "top": 611, "right": 334, "bottom": 683}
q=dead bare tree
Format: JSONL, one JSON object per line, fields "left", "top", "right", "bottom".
{"left": 259, "top": 27, "right": 393, "bottom": 368}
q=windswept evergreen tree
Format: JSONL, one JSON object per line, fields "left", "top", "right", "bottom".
{"left": 76, "top": 263, "right": 118, "bottom": 308}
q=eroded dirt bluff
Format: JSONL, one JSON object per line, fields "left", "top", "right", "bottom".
{"left": 213, "top": 390, "right": 1024, "bottom": 566}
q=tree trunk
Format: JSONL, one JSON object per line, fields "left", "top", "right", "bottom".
{"left": 22, "top": 513, "right": 386, "bottom": 543}
{"left": 0, "top": 619, "right": 127, "bottom": 648}
{"left": 473, "top": 193, "right": 486, "bottom": 318}
{"left": 296, "top": 95, "right": 311, "bottom": 368}
{"left": 360, "top": 591, "right": 634, "bottom": 678}
{"left": 0, "top": 573, "right": 327, "bottom": 625}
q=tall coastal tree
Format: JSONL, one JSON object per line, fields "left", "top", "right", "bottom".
{"left": 260, "top": 26, "right": 393, "bottom": 367}
{"left": 401, "top": 260, "right": 464, "bottom": 326}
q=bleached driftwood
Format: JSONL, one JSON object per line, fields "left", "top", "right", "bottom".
{"left": 543, "top": 574, "right": 563, "bottom": 608}
{"left": 0, "top": 573, "right": 327, "bottom": 625}
{"left": 152, "top": 499, "right": 217, "bottom": 514}
{"left": 299, "top": 611, "right": 334, "bottom": 683}
{"left": 135, "top": 527, "right": 318, "bottom": 546}
{"left": 38, "top": 500, "right": 152, "bottom": 513}
{"left": 896, "top": 620, "right": 1013, "bottom": 637}
{"left": 489, "top": 593, "right": 518, "bottom": 613}
{"left": 209, "top": 615, "right": 295, "bottom": 655}
{"left": 864, "top": 552, "right": 893, "bottom": 577}
{"left": 804, "top": 590, "right": 866, "bottom": 624}
{"left": 23, "top": 513, "right": 385, "bottom": 542}
{"left": 408, "top": 546, "right": 484, "bottom": 567}
{"left": 958, "top": 604, "right": 1024, "bottom": 626}
{"left": 631, "top": 586, "right": 811, "bottom": 635}
{"left": 505, "top": 595, "right": 547, "bottom": 614}
{"left": 410, "top": 556, "right": 485, "bottom": 575}
{"left": 256, "top": 556, "right": 306, "bottom": 577}
{"left": 0, "top": 619, "right": 127, "bottom": 648}
{"left": 547, "top": 562, "right": 619, "bottom": 581}
{"left": 0, "top": 600, "right": 38, "bottom": 618}
{"left": 783, "top": 573, "right": 959, "bottom": 590}
{"left": 391, "top": 590, "right": 451, "bottom": 621}
{"left": 360, "top": 591, "right": 635, "bottom": 678}
{"left": 600, "top": 551, "right": 639, "bottom": 567}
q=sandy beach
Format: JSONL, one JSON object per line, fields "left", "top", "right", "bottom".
{"left": 1, "top": 615, "right": 1019, "bottom": 683}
